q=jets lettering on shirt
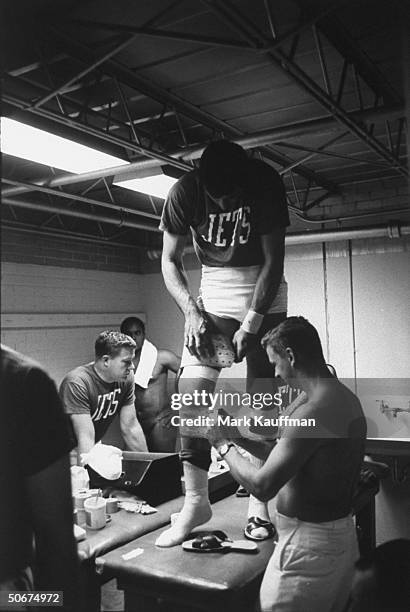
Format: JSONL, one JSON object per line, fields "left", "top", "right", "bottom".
{"left": 202, "top": 206, "right": 251, "bottom": 246}
{"left": 91, "top": 388, "right": 121, "bottom": 421}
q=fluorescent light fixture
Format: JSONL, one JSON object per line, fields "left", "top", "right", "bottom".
{"left": 1, "top": 117, "right": 182, "bottom": 199}
{"left": 113, "top": 174, "right": 178, "bottom": 199}
{"left": 1, "top": 117, "right": 128, "bottom": 173}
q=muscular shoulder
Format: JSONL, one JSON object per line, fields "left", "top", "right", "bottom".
{"left": 286, "top": 383, "right": 366, "bottom": 439}
{"left": 61, "top": 363, "right": 94, "bottom": 387}
{"left": 166, "top": 171, "right": 199, "bottom": 207}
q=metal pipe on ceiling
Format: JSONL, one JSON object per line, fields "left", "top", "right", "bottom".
{"left": 2, "top": 178, "right": 161, "bottom": 222}
{"left": 2, "top": 197, "right": 160, "bottom": 233}
{"left": 2, "top": 103, "right": 402, "bottom": 198}
{"left": 146, "top": 222, "right": 410, "bottom": 259}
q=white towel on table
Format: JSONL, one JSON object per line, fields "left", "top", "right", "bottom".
{"left": 134, "top": 340, "right": 158, "bottom": 389}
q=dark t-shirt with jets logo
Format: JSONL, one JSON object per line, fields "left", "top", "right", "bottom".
{"left": 160, "top": 159, "right": 289, "bottom": 267}
{"left": 59, "top": 363, "right": 134, "bottom": 442}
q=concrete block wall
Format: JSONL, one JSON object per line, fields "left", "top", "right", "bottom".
{"left": 1, "top": 228, "right": 142, "bottom": 273}
{"left": 308, "top": 179, "right": 409, "bottom": 221}
{"left": 1, "top": 262, "right": 144, "bottom": 383}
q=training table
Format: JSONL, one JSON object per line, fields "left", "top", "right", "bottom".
{"left": 77, "top": 468, "right": 235, "bottom": 612}
{"left": 94, "top": 462, "right": 388, "bottom": 612}
{"left": 95, "top": 495, "right": 276, "bottom": 612}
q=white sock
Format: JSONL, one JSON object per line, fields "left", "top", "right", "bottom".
{"left": 247, "top": 455, "right": 270, "bottom": 522}
{"left": 155, "top": 462, "right": 212, "bottom": 547}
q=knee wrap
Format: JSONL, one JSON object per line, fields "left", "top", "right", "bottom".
{"left": 180, "top": 448, "right": 212, "bottom": 471}
{"left": 175, "top": 365, "right": 220, "bottom": 393}
{"left": 180, "top": 365, "right": 221, "bottom": 382}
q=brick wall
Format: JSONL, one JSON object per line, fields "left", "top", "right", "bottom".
{"left": 1, "top": 227, "right": 142, "bottom": 273}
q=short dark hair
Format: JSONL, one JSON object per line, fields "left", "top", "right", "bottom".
{"left": 262, "top": 316, "right": 325, "bottom": 371}
{"left": 120, "top": 316, "right": 145, "bottom": 335}
{"left": 199, "top": 140, "right": 248, "bottom": 197}
{"left": 95, "top": 330, "right": 136, "bottom": 359}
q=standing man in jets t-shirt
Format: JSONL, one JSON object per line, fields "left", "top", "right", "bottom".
{"left": 157, "top": 140, "right": 289, "bottom": 547}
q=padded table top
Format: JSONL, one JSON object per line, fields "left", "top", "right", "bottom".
{"left": 78, "top": 495, "right": 184, "bottom": 560}
{"left": 95, "top": 495, "right": 276, "bottom": 610}
{"left": 78, "top": 468, "right": 234, "bottom": 560}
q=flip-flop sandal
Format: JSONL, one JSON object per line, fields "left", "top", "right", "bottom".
{"left": 244, "top": 516, "right": 276, "bottom": 541}
{"left": 183, "top": 530, "right": 257, "bottom": 553}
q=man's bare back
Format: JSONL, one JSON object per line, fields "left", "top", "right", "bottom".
{"left": 276, "top": 379, "right": 366, "bottom": 522}
{"left": 133, "top": 349, "right": 181, "bottom": 452}
{"left": 134, "top": 351, "right": 177, "bottom": 422}
{"left": 120, "top": 317, "right": 181, "bottom": 453}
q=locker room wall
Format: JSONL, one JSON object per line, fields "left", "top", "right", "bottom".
{"left": 1, "top": 262, "right": 144, "bottom": 384}
{"left": 2, "top": 237, "right": 409, "bottom": 543}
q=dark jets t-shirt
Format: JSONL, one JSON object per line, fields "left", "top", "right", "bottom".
{"left": 160, "top": 159, "right": 289, "bottom": 267}
{"left": 59, "top": 363, "right": 134, "bottom": 442}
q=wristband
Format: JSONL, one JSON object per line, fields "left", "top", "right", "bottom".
{"left": 240, "top": 309, "right": 264, "bottom": 335}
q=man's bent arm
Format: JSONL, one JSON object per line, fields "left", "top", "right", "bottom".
{"left": 159, "top": 349, "right": 181, "bottom": 373}
{"left": 120, "top": 403, "right": 148, "bottom": 451}
{"left": 220, "top": 435, "right": 320, "bottom": 502}
{"left": 250, "top": 228, "right": 285, "bottom": 314}
{"left": 27, "top": 454, "right": 81, "bottom": 612}
{"left": 162, "top": 231, "right": 212, "bottom": 359}
{"left": 70, "top": 413, "right": 95, "bottom": 464}
{"left": 161, "top": 231, "right": 196, "bottom": 315}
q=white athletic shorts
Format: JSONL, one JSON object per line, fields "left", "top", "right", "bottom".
{"left": 200, "top": 265, "right": 287, "bottom": 321}
{"left": 181, "top": 265, "right": 287, "bottom": 368}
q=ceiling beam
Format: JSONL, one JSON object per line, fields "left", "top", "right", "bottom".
{"left": 299, "top": 4, "right": 403, "bottom": 106}
{"left": 203, "top": 0, "right": 408, "bottom": 177}
{"left": 2, "top": 96, "right": 401, "bottom": 199}
{"left": 71, "top": 21, "right": 255, "bottom": 50}
{"left": 28, "top": 34, "right": 138, "bottom": 111}
{"left": 4, "top": 93, "right": 192, "bottom": 172}
{"left": 46, "top": 27, "right": 337, "bottom": 192}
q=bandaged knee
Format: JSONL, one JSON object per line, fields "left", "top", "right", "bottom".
{"left": 176, "top": 366, "right": 218, "bottom": 471}
{"left": 179, "top": 364, "right": 221, "bottom": 382}
{"left": 180, "top": 448, "right": 212, "bottom": 471}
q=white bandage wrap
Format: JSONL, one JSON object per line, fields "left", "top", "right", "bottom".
{"left": 240, "top": 309, "right": 264, "bottom": 335}
{"left": 180, "top": 365, "right": 221, "bottom": 382}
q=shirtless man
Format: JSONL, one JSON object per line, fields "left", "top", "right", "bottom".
{"left": 208, "top": 317, "right": 367, "bottom": 612}
{"left": 120, "top": 316, "right": 181, "bottom": 452}
{"left": 158, "top": 140, "right": 289, "bottom": 547}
